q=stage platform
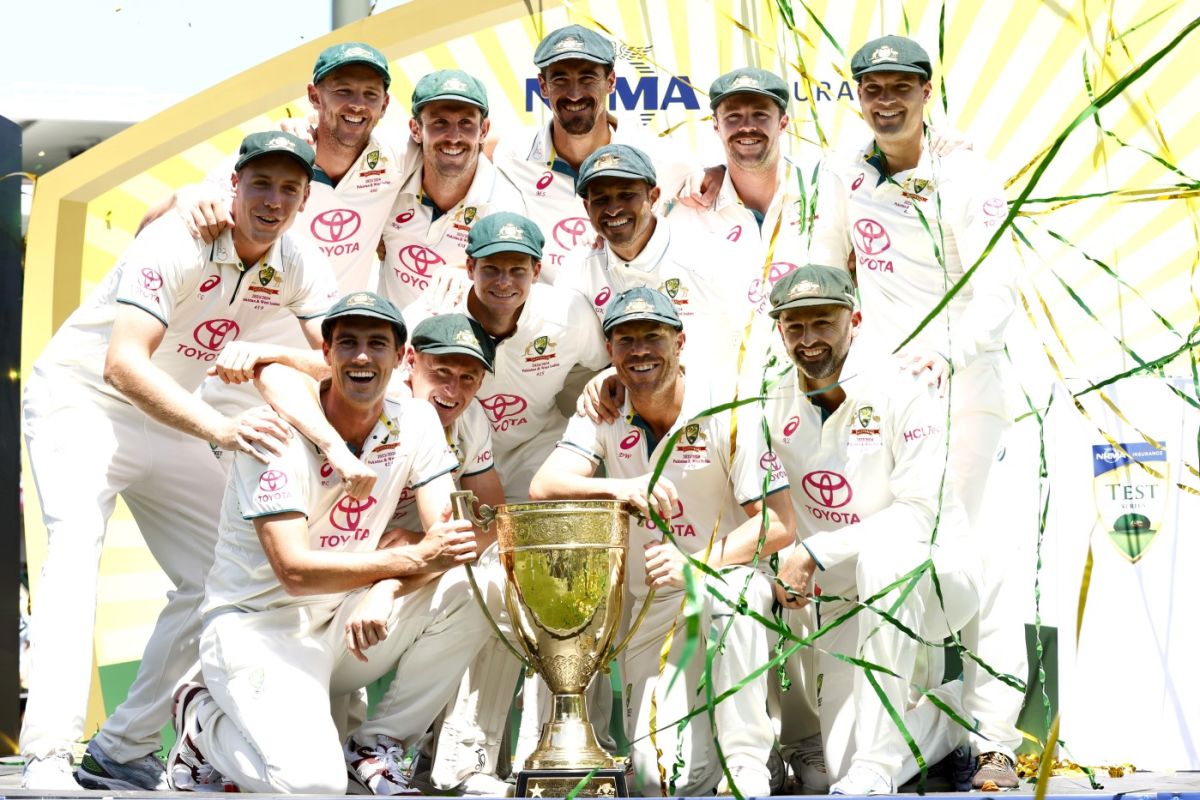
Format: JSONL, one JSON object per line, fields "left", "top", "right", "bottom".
{"left": 0, "top": 761, "right": 1197, "bottom": 800}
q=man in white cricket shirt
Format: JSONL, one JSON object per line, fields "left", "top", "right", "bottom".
{"left": 557, "top": 144, "right": 747, "bottom": 384}
{"left": 379, "top": 70, "right": 524, "bottom": 309}
{"left": 764, "top": 264, "right": 982, "bottom": 795}
{"left": 530, "top": 287, "right": 795, "bottom": 797}
{"left": 22, "top": 133, "right": 337, "bottom": 790}
{"left": 489, "top": 25, "right": 698, "bottom": 283}
{"left": 166, "top": 292, "right": 489, "bottom": 795}
{"left": 808, "top": 34, "right": 1024, "bottom": 789}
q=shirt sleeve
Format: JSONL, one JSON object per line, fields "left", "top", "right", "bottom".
{"left": 458, "top": 402, "right": 496, "bottom": 477}
{"left": 282, "top": 238, "right": 339, "bottom": 320}
{"left": 807, "top": 158, "right": 853, "bottom": 270}
{"left": 802, "top": 376, "right": 954, "bottom": 569}
{"left": 114, "top": 214, "right": 203, "bottom": 327}
{"left": 945, "top": 155, "right": 1018, "bottom": 369}
{"left": 566, "top": 290, "right": 611, "bottom": 371}
{"left": 404, "top": 400, "right": 461, "bottom": 489}
{"left": 727, "top": 406, "right": 790, "bottom": 505}
{"left": 233, "top": 433, "right": 310, "bottom": 520}
{"left": 557, "top": 410, "right": 607, "bottom": 465}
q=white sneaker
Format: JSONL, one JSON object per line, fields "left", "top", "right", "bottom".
{"left": 787, "top": 733, "right": 829, "bottom": 792}
{"left": 167, "top": 682, "right": 238, "bottom": 792}
{"left": 345, "top": 735, "right": 421, "bottom": 795}
{"left": 717, "top": 764, "right": 773, "bottom": 797}
{"left": 830, "top": 763, "right": 893, "bottom": 795}
{"left": 22, "top": 752, "right": 81, "bottom": 790}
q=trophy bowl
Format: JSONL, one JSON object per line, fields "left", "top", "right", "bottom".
{"left": 453, "top": 492, "right": 644, "bottom": 796}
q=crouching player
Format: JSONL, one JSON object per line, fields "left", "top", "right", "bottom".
{"left": 167, "top": 292, "right": 489, "bottom": 794}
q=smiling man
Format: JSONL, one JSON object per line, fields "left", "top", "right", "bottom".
{"left": 489, "top": 25, "right": 700, "bottom": 281}
{"left": 557, "top": 143, "right": 746, "bottom": 381}
{"left": 379, "top": 69, "right": 524, "bottom": 309}
{"left": 529, "top": 287, "right": 794, "bottom": 797}
{"left": 763, "top": 265, "right": 982, "bottom": 795}
{"left": 165, "top": 291, "right": 489, "bottom": 795}
{"left": 809, "top": 34, "right": 1024, "bottom": 789}
{"left": 21, "top": 132, "right": 339, "bottom": 790}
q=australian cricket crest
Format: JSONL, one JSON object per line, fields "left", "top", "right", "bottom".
{"left": 1092, "top": 440, "right": 1168, "bottom": 562}
{"left": 848, "top": 403, "right": 882, "bottom": 450}
{"left": 522, "top": 334, "right": 559, "bottom": 373}
{"left": 673, "top": 422, "right": 711, "bottom": 469}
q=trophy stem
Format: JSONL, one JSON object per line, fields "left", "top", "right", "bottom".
{"left": 526, "top": 691, "right": 615, "bottom": 771}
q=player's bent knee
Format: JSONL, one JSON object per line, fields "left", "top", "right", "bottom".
{"left": 267, "top": 751, "right": 347, "bottom": 795}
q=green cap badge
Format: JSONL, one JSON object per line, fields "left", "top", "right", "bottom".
{"left": 768, "top": 265, "right": 857, "bottom": 318}
{"left": 411, "top": 314, "right": 496, "bottom": 372}
{"left": 234, "top": 132, "right": 316, "bottom": 180}
{"left": 576, "top": 144, "right": 657, "bottom": 197}
{"left": 850, "top": 35, "right": 932, "bottom": 81}
{"left": 602, "top": 286, "right": 682, "bottom": 334}
{"left": 411, "top": 69, "right": 489, "bottom": 117}
{"left": 321, "top": 291, "right": 407, "bottom": 345}
{"left": 709, "top": 67, "right": 789, "bottom": 111}
{"left": 466, "top": 212, "right": 545, "bottom": 260}
{"left": 533, "top": 25, "right": 615, "bottom": 69}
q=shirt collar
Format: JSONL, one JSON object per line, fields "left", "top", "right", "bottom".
{"left": 209, "top": 227, "right": 279, "bottom": 273}
{"left": 605, "top": 216, "right": 671, "bottom": 272}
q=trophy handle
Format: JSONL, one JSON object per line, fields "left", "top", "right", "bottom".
{"left": 451, "top": 489, "right": 496, "bottom": 530}
{"left": 451, "top": 491, "right": 530, "bottom": 669}
{"left": 603, "top": 587, "right": 657, "bottom": 671}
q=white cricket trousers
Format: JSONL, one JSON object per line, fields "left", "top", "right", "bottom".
{"left": 21, "top": 375, "right": 225, "bottom": 761}
{"left": 815, "top": 539, "right": 980, "bottom": 785}
{"left": 621, "top": 567, "right": 775, "bottom": 796}
{"left": 948, "top": 351, "right": 1027, "bottom": 759}
{"left": 195, "top": 567, "right": 489, "bottom": 794}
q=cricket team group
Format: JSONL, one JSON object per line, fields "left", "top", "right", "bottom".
{"left": 21, "top": 22, "right": 1026, "bottom": 798}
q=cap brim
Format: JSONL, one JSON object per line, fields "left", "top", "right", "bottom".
{"left": 711, "top": 87, "right": 788, "bottom": 111}
{"left": 467, "top": 241, "right": 543, "bottom": 260}
{"left": 414, "top": 343, "right": 494, "bottom": 372}
{"left": 853, "top": 63, "right": 930, "bottom": 80}
{"left": 603, "top": 312, "right": 683, "bottom": 333}
{"left": 412, "top": 94, "right": 488, "bottom": 115}
{"left": 767, "top": 297, "right": 854, "bottom": 319}
{"left": 577, "top": 168, "right": 656, "bottom": 196}
{"left": 534, "top": 52, "right": 613, "bottom": 68}
{"left": 235, "top": 149, "right": 315, "bottom": 180}
{"left": 314, "top": 58, "right": 391, "bottom": 87}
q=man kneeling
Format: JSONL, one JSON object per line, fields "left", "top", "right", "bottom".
{"left": 168, "top": 292, "right": 488, "bottom": 794}
{"left": 530, "top": 288, "right": 794, "bottom": 796}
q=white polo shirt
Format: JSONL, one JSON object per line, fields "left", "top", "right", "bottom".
{"left": 378, "top": 155, "right": 525, "bottom": 309}
{"left": 200, "top": 132, "right": 414, "bottom": 415}
{"left": 559, "top": 379, "right": 787, "bottom": 599}
{"left": 491, "top": 117, "right": 695, "bottom": 284}
{"left": 387, "top": 397, "right": 495, "bottom": 532}
{"left": 808, "top": 140, "right": 1016, "bottom": 369}
{"left": 404, "top": 284, "right": 609, "bottom": 484}
{"left": 33, "top": 214, "right": 337, "bottom": 406}
{"left": 763, "top": 367, "right": 971, "bottom": 599}
{"left": 556, "top": 217, "right": 749, "bottom": 381}
{"left": 203, "top": 395, "right": 457, "bottom": 614}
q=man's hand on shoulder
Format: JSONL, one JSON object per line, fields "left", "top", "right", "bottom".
{"left": 576, "top": 366, "right": 623, "bottom": 423}
{"left": 175, "top": 182, "right": 233, "bottom": 243}
{"left": 896, "top": 350, "right": 950, "bottom": 397}
{"left": 215, "top": 406, "right": 292, "bottom": 462}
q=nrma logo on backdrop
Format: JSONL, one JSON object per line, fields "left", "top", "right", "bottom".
{"left": 523, "top": 43, "right": 852, "bottom": 119}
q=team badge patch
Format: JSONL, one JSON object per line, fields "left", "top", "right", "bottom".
{"left": 848, "top": 403, "right": 882, "bottom": 450}
{"left": 870, "top": 45, "right": 900, "bottom": 64}
{"left": 672, "top": 422, "right": 711, "bottom": 469}
{"left": 258, "top": 265, "right": 276, "bottom": 287}
{"left": 663, "top": 277, "right": 681, "bottom": 298}
{"left": 365, "top": 150, "right": 380, "bottom": 170}
{"left": 1092, "top": 441, "right": 1167, "bottom": 562}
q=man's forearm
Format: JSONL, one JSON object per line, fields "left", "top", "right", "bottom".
{"left": 106, "top": 358, "right": 227, "bottom": 444}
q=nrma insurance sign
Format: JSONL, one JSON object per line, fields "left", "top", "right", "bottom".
{"left": 523, "top": 76, "right": 855, "bottom": 113}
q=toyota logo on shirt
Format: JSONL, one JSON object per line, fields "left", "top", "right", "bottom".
{"left": 552, "top": 217, "right": 592, "bottom": 250}
{"left": 800, "top": 470, "right": 852, "bottom": 508}
{"left": 747, "top": 261, "right": 800, "bottom": 311}
{"left": 759, "top": 452, "right": 784, "bottom": 478}
{"left": 258, "top": 470, "right": 288, "bottom": 492}
{"left": 330, "top": 495, "right": 377, "bottom": 531}
{"left": 852, "top": 219, "right": 891, "bottom": 255}
{"left": 311, "top": 209, "right": 362, "bottom": 243}
{"left": 397, "top": 244, "right": 446, "bottom": 278}
{"left": 479, "top": 393, "right": 528, "bottom": 423}
{"left": 193, "top": 319, "right": 241, "bottom": 351}
{"left": 141, "top": 268, "right": 163, "bottom": 291}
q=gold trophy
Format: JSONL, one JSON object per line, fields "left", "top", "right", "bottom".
{"left": 452, "top": 491, "right": 653, "bottom": 798}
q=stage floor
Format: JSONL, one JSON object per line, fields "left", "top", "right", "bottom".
{"left": 0, "top": 762, "right": 1197, "bottom": 799}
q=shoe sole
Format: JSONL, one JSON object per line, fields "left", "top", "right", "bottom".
{"left": 76, "top": 771, "right": 152, "bottom": 791}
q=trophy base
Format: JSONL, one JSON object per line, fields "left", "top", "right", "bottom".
{"left": 516, "top": 767, "right": 628, "bottom": 797}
